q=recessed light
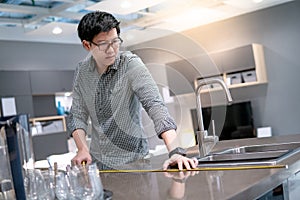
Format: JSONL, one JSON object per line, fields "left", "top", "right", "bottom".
{"left": 52, "top": 26, "right": 62, "bottom": 34}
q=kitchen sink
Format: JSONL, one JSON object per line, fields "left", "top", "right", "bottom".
{"left": 213, "top": 142, "right": 300, "bottom": 155}
{"left": 197, "top": 142, "right": 300, "bottom": 167}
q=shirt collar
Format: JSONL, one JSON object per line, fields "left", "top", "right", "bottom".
{"left": 86, "top": 52, "right": 121, "bottom": 73}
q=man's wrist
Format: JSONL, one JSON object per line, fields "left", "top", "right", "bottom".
{"left": 168, "top": 147, "right": 186, "bottom": 158}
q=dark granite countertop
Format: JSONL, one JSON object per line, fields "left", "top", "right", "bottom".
{"left": 100, "top": 134, "right": 300, "bottom": 200}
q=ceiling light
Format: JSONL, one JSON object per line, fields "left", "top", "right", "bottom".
{"left": 52, "top": 26, "right": 62, "bottom": 34}
{"left": 253, "top": 0, "right": 263, "bottom": 3}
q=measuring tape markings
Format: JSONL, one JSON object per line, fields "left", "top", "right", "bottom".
{"left": 99, "top": 164, "right": 287, "bottom": 173}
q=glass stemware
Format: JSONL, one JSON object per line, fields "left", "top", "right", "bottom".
{"left": 23, "top": 163, "right": 103, "bottom": 199}
{"left": 55, "top": 171, "right": 69, "bottom": 200}
{"left": 24, "top": 169, "right": 53, "bottom": 200}
{"left": 67, "top": 163, "right": 103, "bottom": 200}
{"left": 53, "top": 163, "right": 103, "bottom": 200}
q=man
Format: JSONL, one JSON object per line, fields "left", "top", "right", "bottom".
{"left": 67, "top": 11, "right": 198, "bottom": 170}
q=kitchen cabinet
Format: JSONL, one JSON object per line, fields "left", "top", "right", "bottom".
{"left": 0, "top": 95, "right": 34, "bottom": 117}
{"left": 32, "top": 95, "right": 57, "bottom": 117}
{"left": 15, "top": 95, "right": 34, "bottom": 117}
{"left": 212, "top": 44, "right": 256, "bottom": 74}
{"left": 0, "top": 71, "right": 34, "bottom": 117}
{"left": 32, "top": 131, "right": 69, "bottom": 160}
{"left": 0, "top": 70, "right": 74, "bottom": 117}
{"left": 166, "top": 43, "right": 267, "bottom": 102}
{"left": 98, "top": 134, "right": 300, "bottom": 200}
{"left": 282, "top": 165, "right": 300, "bottom": 199}
{"left": 0, "top": 71, "right": 31, "bottom": 95}
{"left": 30, "top": 115, "right": 68, "bottom": 160}
{"left": 30, "top": 70, "right": 74, "bottom": 95}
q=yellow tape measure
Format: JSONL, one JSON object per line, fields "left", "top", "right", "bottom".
{"left": 99, "top": 164, "right": 287, "bottom": 173}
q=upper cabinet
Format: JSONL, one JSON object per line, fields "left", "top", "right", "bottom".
{"left": 211, "top": 44, "right": 256, "bottom": 74}
{"left": 166, "top": 43, "right": 267, "bottom": 98}
{"left": 30, "top": 70, "right": 74, "bottom": 95}
{"left": 0, "top": 71, "right": 32, "bottom": 96}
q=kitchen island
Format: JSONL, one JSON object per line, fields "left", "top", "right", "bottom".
{"left": 100, "top": 134, "right": 300, "bottom": 200}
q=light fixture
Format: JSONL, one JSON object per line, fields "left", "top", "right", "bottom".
{"left": 52, "top": 26, "right": 62, "bottom": 34}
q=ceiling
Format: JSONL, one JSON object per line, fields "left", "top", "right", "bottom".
{"left": 0, "top": 0, "right": 294, "bottom": 46}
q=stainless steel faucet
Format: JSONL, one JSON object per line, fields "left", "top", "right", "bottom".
{"left": 194, "top": 78, "right": 233, "bottom": 157}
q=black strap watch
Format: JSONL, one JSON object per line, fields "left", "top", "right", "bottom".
{"left": 168, "top": 147, "right": 187, "bottom": 158}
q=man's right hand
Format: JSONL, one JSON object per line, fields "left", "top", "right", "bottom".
{"left": 71, "top": 149, "right": 92, "bottom": 166}
{"left": 71, "top": 129, "right": 92, "bottom": 165}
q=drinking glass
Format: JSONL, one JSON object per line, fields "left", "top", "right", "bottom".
{"left": 86, "top": 163, "right": 103, "bottom": 199}
{"left": 41, "top": 170, "right": 55, "bottom": 200}
{"left": 24, "top": 169, "right": 50, "bottom": 200}
{"left": 55, "top": 172, "right": 69, "bottom": 200}
{"left": 68, "top": 163, "right": 103, "bottom": 200}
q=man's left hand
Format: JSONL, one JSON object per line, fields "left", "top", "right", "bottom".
{"left": 163, "top": 154, "right": 198, "bottom": 170}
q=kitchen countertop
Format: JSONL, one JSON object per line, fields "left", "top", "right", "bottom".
{"left": 100, "top": 134, "right": 300, "bottom": 200}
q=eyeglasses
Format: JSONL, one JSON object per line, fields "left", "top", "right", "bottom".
{"left": 90, "top": 37, "right": 123, "bottom": 51}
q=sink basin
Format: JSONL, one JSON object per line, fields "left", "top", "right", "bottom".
{"left": 198, "top": 142, "right": 300, "bottom": 166}
{"left": 199, "top": 150, "right": 289, "bottom": 162}
{"left": 214, "top": 142, "right": 300, "bottom": 155}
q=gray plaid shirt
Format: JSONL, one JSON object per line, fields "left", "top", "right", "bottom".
{"left": 67, "top": 51, "right": 176, "bottom": 169}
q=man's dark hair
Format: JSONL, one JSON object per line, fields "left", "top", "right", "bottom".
{"left": 77, "top": 11, "right": 120, "bottom": 42}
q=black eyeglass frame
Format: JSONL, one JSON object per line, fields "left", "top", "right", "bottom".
{"left": 89, "top": 37, "right": 123, "bottom": 51}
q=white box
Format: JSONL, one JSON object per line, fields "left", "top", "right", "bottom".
{"left": 257, "top": 127, "right": 272, "bottom": 138}
{"left": 242, "top": 70, "right": 257, "bottom": 83}
{"left": 227, "top": 73, "right": 242, "bottom": 85}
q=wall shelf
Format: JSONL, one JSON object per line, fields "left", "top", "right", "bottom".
{"left": 198, "top": 44, "right": 268, "bottom": 107}
{"left": 166, "top": 43, "right": 268, "bottom": 106}
{"left": 30, "top": 115, "right": 66, "bottom": 134}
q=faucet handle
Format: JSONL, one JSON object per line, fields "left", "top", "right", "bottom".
{"left": 212, "top": 119, "right": 216, "bottom": 138}
{"left": 211, "top": 119, "right": 219, "bottom": 144}
{"left": 197, "top": 130, "right": 208, "bottom": 157}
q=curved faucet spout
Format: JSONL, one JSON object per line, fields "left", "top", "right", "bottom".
{"left": 194, "top": 78, "right": 233, "bottom": 157}
{"left": 195, "top": 78, "right": 233, "bottom": 132}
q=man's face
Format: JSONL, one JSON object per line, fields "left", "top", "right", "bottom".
{"left": 86, "top": 28, "right": 120, "bottom": 69}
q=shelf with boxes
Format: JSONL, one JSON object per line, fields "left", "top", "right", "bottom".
{"left": 193, "top": 43, "right": 268, "bottom": 106}
{"left": 223, "top": 43, "right": 267, "bottom": 88}
{"left": 166, "top": 43, "right": 267, "bottom": 99}
{"left": 30, "top": 115, "right": 66, "bottom": 135}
